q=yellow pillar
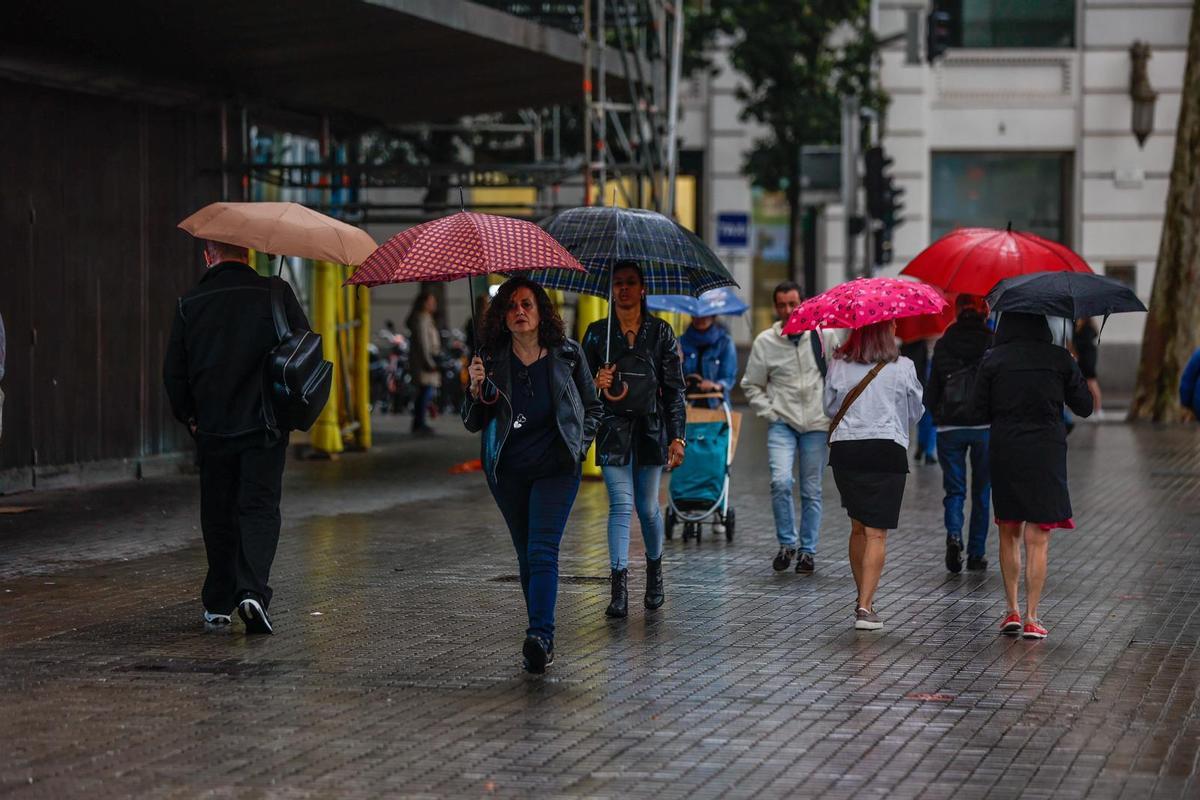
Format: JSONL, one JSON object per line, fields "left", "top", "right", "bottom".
{"left": 311, "top": 260, "right": 344, "bottom": 455}
{"left": 576, "top": 293, "right": 608, "bottom": 478}
{"left": 353, "top": 283, "right": 372, "bottom": 449}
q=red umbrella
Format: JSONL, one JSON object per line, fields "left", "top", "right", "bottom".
{"left": 345, "top": 211, "right": 584, "bottom": 287}
{"left": 901, "top": 225, "right": 1092, "bottom": 295}
{"left": 895, "top": 289, "right": 957, "bottom": 342}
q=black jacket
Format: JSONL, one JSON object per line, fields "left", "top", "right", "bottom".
{"left": 972, "top": 312, "right": 1093, "bottom": 522}
{"left": 582, "top": 315, "right": 686, "bottom": 467}
{"left": 462, "top": 338, "right": 603, "bottom": 485}
{"left": 163, "top": 261, "right": 309, "bottom": 451}
{"left": 925, "top": 310, "right": 993, "bottom": 427}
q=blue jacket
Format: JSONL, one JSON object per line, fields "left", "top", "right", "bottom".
{"left": 1181, "top": 348, "right": 1200, "bottom": 418}
{"left": 679, "top": 323, "right": 737, "bottom": 408}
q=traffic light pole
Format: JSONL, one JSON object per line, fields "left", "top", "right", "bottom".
{"left": 841, "top": 94, "right": 859, "bottom": 281}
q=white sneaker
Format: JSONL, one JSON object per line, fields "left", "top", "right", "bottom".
{"left": 203, "top": 610, "right": 232, "bottom": 632}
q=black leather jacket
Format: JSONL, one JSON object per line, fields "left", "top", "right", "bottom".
{"left": 582, "top": 315, "right": 687, "bottom": 467}
{"left": 462, "top": 338, "right": 603, "bottom": 485}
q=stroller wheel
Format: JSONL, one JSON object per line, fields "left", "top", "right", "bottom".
{"left": 665, "top": 507, "right": 676, "bottom": 540}
{"left": 725, "top": 508, "right": 736, "bottom": 542}
{"left": 683, "top": 522, "right": 694, "bottom": 541}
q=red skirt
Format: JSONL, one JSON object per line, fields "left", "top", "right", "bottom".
{"left": 995, "top": 518, "right": 1075, "bottom": 532}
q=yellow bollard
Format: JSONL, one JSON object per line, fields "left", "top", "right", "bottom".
{"left": 311, "top": 260, "right": 344, "bottom": 455}
{"left": 575, "top": 293, "right": 609, "bottom": 479}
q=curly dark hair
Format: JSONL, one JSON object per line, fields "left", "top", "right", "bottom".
{"left": 477, "top": 277, "right": 567, "bottom": 356}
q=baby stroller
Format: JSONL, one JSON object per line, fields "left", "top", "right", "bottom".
{"left": 665, "top": 390, "right": 742, "bottom": 542}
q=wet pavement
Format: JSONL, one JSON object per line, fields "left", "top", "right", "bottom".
{"left": 1, "top": 413, "right": 1198, "bottom": 799}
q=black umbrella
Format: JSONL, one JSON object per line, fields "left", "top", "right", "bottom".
{"left": 986, "top": 271, "right": 1146, "bottom": 319}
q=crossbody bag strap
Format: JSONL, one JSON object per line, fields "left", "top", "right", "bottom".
{"left": 268, "top": 276, "right": 289, "bottom": 342}
{"left": 827, "top": 361, "right": 886, "bottom": 444}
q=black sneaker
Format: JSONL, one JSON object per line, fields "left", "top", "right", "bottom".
{"left": 945, "top": 538, "right": 964, "bottom": 573}
{"left": 203, "top": 610, "right": 232, "bottom": 633}
{"left": 772, "top": 547, "right": 796, "bottom": 572}
{"left": 924, "top": 454, "right": 939, "bottom": 465}
{"left": 967, "top": 556, "right": 988, "bottom": 571}
{"left": 522, "top": 635, "right": 554, "bottom": 674}
{"left": 796, "top": 552, "right": 815, "bottom": 574}
{"left": 238, "top": 597, "right": 274, "bottom": 635}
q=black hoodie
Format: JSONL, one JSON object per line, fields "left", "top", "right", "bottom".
{"left": 925, "top": 309, "right": 993, "bottom": 427}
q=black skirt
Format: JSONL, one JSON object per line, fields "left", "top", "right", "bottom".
{"left": 830, "top": 440, "right": 908, "bottom": 530}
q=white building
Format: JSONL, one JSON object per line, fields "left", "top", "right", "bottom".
{"left": 682, "top": 0, "right": 1193, "bottom": 399}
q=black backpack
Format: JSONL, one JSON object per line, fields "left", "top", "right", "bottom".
{"left": 938, "top": 361, "right": 981, "bottom": 423}
{"left": 263, "top": 277, "right": 332, "bottom": 433}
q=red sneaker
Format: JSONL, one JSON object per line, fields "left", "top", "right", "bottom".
{"left": 1022, "top": 620, "right": 1048, "bottom": 640}
{"left": 1000, "top": 612, "right": 1022, "bottom": 634}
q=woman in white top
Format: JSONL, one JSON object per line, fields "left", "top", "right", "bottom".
{"left": 823, "top": 319, "right": 925, "bottom": 631}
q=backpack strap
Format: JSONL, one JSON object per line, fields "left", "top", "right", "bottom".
{"left": 268, "top": 276, "right": 289, "bottom": 342}
{"left": 809, "top": 331, "right": 828, "bottom": 380}
{"left": 827, "top": 361, "right": 886, "bottom": 444}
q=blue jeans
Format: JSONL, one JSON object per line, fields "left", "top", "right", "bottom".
{"left": 488, "top": 470, "right": 581, "bottom": 641}
{"left": 916, "top": 410, "right": 937, "bottom": 458}
{"left": 767, "top": 421, "right": 826, "bottom": 553}
{"left": 413, "top": 384, "right": 435, "bottom": 429}
{"left": 602, "top": 456, "right": 664, "bottom": 571}
{"left": 936, "top": 428, "right": 991, "bottom": 558}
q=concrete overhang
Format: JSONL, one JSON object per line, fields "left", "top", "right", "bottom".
{"left": 0, "top": 0, "right": 638, "bottom": 123}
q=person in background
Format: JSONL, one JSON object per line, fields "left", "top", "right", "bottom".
{"left": 1073, "top": 318, "right": 1102, "bottom": 417}
{"left": 163, "top": 239, "right": 311, "bottom": 635}
{"left": 406, "top": 290, "right": 442, "bottom": 436}
{"left": 973, "top": 312, "right": 1093, "bottom": 641}
{"left": 463, "top": 277, "right": 602, "bottom": 674}
{"left": 925, "top": 295, "right": 994, "bottom": 574}
{"left": 679, "top": 314, "right": 737, "bottom": 409}
{"left": 1181, "top": 347, "right": 1200, "bottom": 421}
{"left": 823, "top": 319, "right": 925, "bottom": 631}
{"left": 742, "top": 281, "right": 842, "bottom": 576}
{"left": 1047, "top": 315, "right": 1076, "bottom": 434}
{"left": 901, "top": 337, "right": 938, "bottom": 465}
{"left": 584, "top": 262, "right": 687, "bottom": 620}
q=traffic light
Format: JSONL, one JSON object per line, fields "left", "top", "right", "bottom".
{"left": 865, "top": 145, "right": 906, "bottom": 267}
{"left": 864, "top": 146, "right": 889, "bottom": 218}
{"left": 926, "top": 10, "right": 951, "bottom": 63}
{"left": 873, "top": 226, "right": 894, "bottom": 266}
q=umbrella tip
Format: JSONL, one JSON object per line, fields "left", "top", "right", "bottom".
{"left": 458, "top": 185, "right": 465, "bottom": 213}
{"left": 1006, "top": 221, "right": 1012, "bottom": 233}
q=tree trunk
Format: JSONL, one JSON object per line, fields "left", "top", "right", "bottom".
{"left": 1129, "top": 10, "right": 1200, "bottom": 422}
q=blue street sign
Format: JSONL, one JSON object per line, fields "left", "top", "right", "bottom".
{"left": 716, "top": 213, "right": 749, "bottom": 249}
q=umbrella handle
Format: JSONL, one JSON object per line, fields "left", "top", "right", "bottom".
{"left": 603, "top": 379, "right": 629, "bottom": 403}
{"left": 477, "top": 379, "right": 500, "bottom": 406}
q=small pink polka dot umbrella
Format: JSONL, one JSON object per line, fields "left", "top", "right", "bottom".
{"left": 781, "top": 277, "right": 948, "bottom": 335}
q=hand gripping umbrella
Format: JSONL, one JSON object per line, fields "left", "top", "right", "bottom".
{"left": 782, "top": 277, "right": 948, "bottom": 335}
{"left": 525, "top": 206, "right": 737, "bottom": 399}
{"left": 345, "top": 206, "right": 586, "bottom": 405}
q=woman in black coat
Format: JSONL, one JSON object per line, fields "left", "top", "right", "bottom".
{"left": 973, "top": 312, "right": 1093, "bottom": 641}
{"left": 583, "top": 262, "right": 687, "bottom": 620}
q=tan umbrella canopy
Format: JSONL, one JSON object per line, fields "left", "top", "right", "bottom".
{"left": 178, "top": 202, "right": 377, "bottom": 266}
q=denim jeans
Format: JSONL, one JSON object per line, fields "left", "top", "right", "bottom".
{"left": 488, "top": 470, "right": 581, "bottom": 642}
{"left": 916, "top": 409, "right": 937, "bottom": 458}
{"left": 767, "top": 421, "right": 826, "bottom": 553}
{"left": 413, "top": 385, "right": 435, "bottom": 429}
{"left": 936, "top": 428, "right": 991, "bottom": 558}
{"left": 602, "top": 456, "right": 664, "bottom": 571}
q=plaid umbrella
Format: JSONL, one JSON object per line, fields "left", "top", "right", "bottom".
{"left": 525, "top": 206, "right": 736, "bottom": 297}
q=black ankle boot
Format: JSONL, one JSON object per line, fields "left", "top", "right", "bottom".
{"left": 605, "top": 568, "right": 628, "bottom": 618}
{"left": 644, "top": 557, "right": 664, "bottom": 609}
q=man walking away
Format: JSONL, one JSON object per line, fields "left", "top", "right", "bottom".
{"left": 741, "top": 281, "right": 841, "bottom": 575}
{"left": 925, "top": 294, "right": 993, "bottom": 573}
{"left": 163, "top": 240, "right": 310, "bottom": 634}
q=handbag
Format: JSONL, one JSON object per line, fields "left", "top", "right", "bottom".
{"left": 263, "top": 277, "right": 333, "bottom": 433}
{"left": 827, "top": 361, "right": 886, "bottom": 444}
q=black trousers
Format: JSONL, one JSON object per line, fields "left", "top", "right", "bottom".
{"left": 198, "top": 440, "right": 287, "bottom": 613}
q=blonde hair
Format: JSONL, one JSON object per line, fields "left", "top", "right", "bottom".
{"left": 834, "top": 320, "right": 899, "bottom": 364}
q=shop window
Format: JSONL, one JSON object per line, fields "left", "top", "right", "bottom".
{"left": 935, "top": 0, "right": 1075, "bottom": 49}
{"left": 931, "top": 152, "right": 1072, "bottom": 245}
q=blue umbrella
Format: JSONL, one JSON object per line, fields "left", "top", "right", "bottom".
{"left": 648, "top": 287, "right": 749, "bottom": 317}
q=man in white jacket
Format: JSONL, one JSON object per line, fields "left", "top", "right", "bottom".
{"left": 741, "top": 282, "right": 841, "bottom": 574}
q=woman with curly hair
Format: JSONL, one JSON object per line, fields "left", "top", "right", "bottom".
{"left": 462, "top": 277, "right": 604, "bottom": 674}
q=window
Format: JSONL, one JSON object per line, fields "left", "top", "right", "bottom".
{"left": 1104, "top": 263, "right": 1137, "bottom": 292}
{"left": 931, "top": 152, "right": 1072, "bottom": 245}
{"left": 935, "top": 0, "right": 1075, "bottom": 49}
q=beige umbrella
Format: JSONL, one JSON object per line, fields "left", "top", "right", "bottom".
{"left": 178, "top": 202, "right": 377, "bottom": 266}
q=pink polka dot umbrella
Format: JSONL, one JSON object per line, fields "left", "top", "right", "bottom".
{"left": 781, "top": 277, "right": 948, "bottom": 334}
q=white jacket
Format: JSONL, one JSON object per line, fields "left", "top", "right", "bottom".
{"left": 823, "top": 356, "right": 925, "bottom": 449}
{"left": 741, "top": 323, "right": 845, "bottom": 434}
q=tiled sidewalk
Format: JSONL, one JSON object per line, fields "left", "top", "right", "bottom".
{"left": 0, "top": 416, "right": 1197, "bottom": 799}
